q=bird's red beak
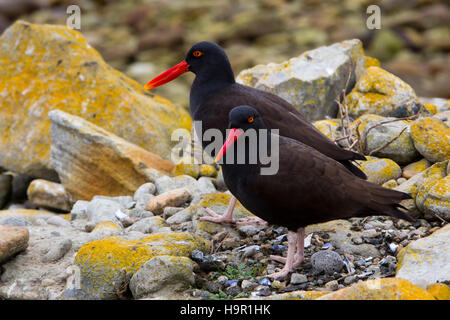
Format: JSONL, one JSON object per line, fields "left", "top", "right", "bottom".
{"left": 144, "top": 60, "right": 189, "bottom": 90}
{"left": 214, "top": 128, "right": 244, "bottom": 163}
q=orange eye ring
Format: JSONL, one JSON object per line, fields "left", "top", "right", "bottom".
{"left": 193, "top": 50, "right": 203, "bottom": 57}
{"left": 248, "top": 116, "right": 254, "bottom": 123}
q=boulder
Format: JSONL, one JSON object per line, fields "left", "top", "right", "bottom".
{"left": 410, "top": 117, "right": 450, "bottom": 163}
{"left": 416, "top": 175, "right": 450, "bottom": 221}
{"left": 346, "top": 67, "right": 419, "bottom": 118}
{"left": 73, "top": 232, "right": 209, "bottom": 299}
{"left": 236, "top": 39, "right": 366, "bottom": 121}
{"left": 49, "top": 110, "right": 174, "bottom": 201}
{"left": 0, "top": 21, "right": 191, "bottom": 179}
{"left": 396, "top": 225, "right": 450, "bottom": 288}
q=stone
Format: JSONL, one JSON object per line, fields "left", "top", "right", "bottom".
{"left": 145, "top": 188, "right": 192, "bottom": 215}
{"left": 126, "top": 216, "right": 169, "bottom": 234}
{"left": 74, "top": 232, "right": 209, "bottom": 299}
{"left": 70, "top": 200, "right": 90, "bottom": 220}
{"left": 0, "top": 225, "right": 29, "bottom": 263}
{"left": 236, "top": 39, "right": 366, "bottom": 121}
{"left": 199, "top": 165, "right": 217, "bottom": 178}
{"left": 416, "top": 175, "right": 450, "bottom": 221}
{"left": 49, "top": 110, "right": 175, "bottom": 201}
{"left": 26, "top": 179, "right": 72, "bottom": 211}
{"left": 306, "top": 220, "right": 380, "bottom": 258}
{"left": 0, "top": 21, "right": 191, "bottom": 179}
{"left": 154, "top": 174, "right": 216, "bottom": 199}
{"left": 0, "top": 174, "right": 12, "bottom": 209}
{"left": 129, "top": 255, "right": 196, "bottom": 299}
{"left": 402, "top": 159, "right": 432, "bottom": 179}
{"left": 319, "top": 278, "right": 435, "bottom": 300}
{"left": 42, "top": 238, "right": 72, "bottom": 262}
{"left": 346, "top": 67, "right": 419, "bottom": 118}
{"left": 361, "top": 118, "right": 419, "bottom": 164}
{"left": 0, "top": 217, "right": 29, "bottom": 227}
{"left": 410, "top": 117, "right": 450, "bottom": 163}
{"left": 356, "top": 157, "right": 402, "bottom": 185}
{"left": 86, "top": 198, "right": 123, "bottom": 227}
{"left": 133, "top": 183, "right": 156, "bottom": 210}
{"left": 290, "top": 273, "right": 308, "bottom": 285}
{"left": 173, "top": 156, "right": 200, "bottom": 179}
{"left": 311, "top": 250, "right": 344, "bottom": 275}
{"left": 0, "top": 209, "right": 68, "bottom": 226}
{"left": 396, "top": 224, "right": 450, "bottom": 288}
{"left": 46, "top": 216, "right": 71, "bottom": 228}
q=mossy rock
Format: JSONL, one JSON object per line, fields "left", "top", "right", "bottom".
{"left": 410, "top": 117, "right": 450, "bottom": 163}
{"left": 73, "top": 232, "right": 209, "bottom": 299}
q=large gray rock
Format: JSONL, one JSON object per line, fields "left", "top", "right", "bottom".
{"left": 396, "top": 224, "right": 450, "bottom": 289}
{"left": 236, "top": 39, "right": 366, "bottom": 121}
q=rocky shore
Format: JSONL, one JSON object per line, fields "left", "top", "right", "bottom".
{"left": 0, "top": 21, "right": 448, "bottom": 300}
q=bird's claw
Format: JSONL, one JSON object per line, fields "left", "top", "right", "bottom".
{"left": 198, "top": 208, "right": 234, "bottom": 224}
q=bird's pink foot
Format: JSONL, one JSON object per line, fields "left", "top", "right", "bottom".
{"left": 269, "top": 254, "right": 304, "bottom": 268}
{"left": 198, "top": 208, "right": 234, "bottom": 224}
{"left": 236, "top": 216, "right": 268, "bottom": 226}
{"left": 267, "top": 266, "right": 292, "bottom": 280}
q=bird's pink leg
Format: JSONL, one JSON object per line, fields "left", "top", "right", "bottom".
{"left": 269, "top": 227, "right": 305, "bottom": 268}
{"left": 199, "top": 196, "right": 237, "bottom": 224}
{"left": 199, "top": 196, "right": 267, "bottom": 225}
{"left": 268, "top": 230, "right": 298, "bottom": 279}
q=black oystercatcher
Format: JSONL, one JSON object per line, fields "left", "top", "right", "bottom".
{"left": 145, "top": 41, "right": 367, "bottom": 224}
{"left": 214, "top": 105, "right": 414, "bottom": 279}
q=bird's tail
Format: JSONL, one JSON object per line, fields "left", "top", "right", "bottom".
{"left": 358, "top": 185, "right": 416, "bottom": 222}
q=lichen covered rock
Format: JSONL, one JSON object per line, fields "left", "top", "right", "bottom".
{"left": 318, "top": 278, "right": 435, "bottom": 300}
{"left": 0, "top": 21, "right": 191, "bottom": 179}
{"left": 402, "top": 159, "right": 431, "bottom": 179}
{"left": 346, "top": 67, "right": 419, "bottom": 118}
{"left": 396, "top": 224, "right": 450, "bottom": 289}
{"left": 416, "top": 175, "right": 450, "bottom": 221}
{"left": 73, "top": 232, "right": 209, "bottom": 299}
{"left": 356, "top": 157, "right": 402, "bottom": 185}
{"left": 313, "top": 119, "right": 340, "bottom": 140}
{"left": 410, "top": 117, "right": 450, "bottom": 163}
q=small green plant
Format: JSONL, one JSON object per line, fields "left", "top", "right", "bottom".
{"left": 209, "top": 290, "right": 250, "bottom": 300}
{"left": 222, "top": 263, "right": 265, "bottom": 280}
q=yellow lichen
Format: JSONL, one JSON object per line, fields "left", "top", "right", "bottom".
{"left": 410, "top": 117, "right": 450, "bottom": 163}
{"left": 319, "top": 278, "right": 435, "bottom": 300}
{"left": 0, "top": 21, "right": 192, "bottom": 176}
{"left": 426, "top": 283, "right": 450, "bottom": 300}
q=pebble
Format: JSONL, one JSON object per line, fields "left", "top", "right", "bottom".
{"left": 259, "top": 278, "right": 272, "bottom": 286}
{"left": 290, "top": 273, "right": 308, "bottom": 285}
{"left": 325, "top": 280, "right": 339, "bottom": 291}
{"left": 311, "top": 250, "right": 344, "bottom": 275}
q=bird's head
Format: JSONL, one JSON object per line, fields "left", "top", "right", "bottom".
{"left": 144, "top": 41, "right": 233, "bottom": 90}
{"left": 215, "top": 105, "right": 266, "bottom": 163}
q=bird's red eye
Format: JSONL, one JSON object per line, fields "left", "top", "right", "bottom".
{"left": 193, "top": 50, "right": 203, "bottom": 57}
{"left": 248, "top": 116, "right": 254, "bottom": 123}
